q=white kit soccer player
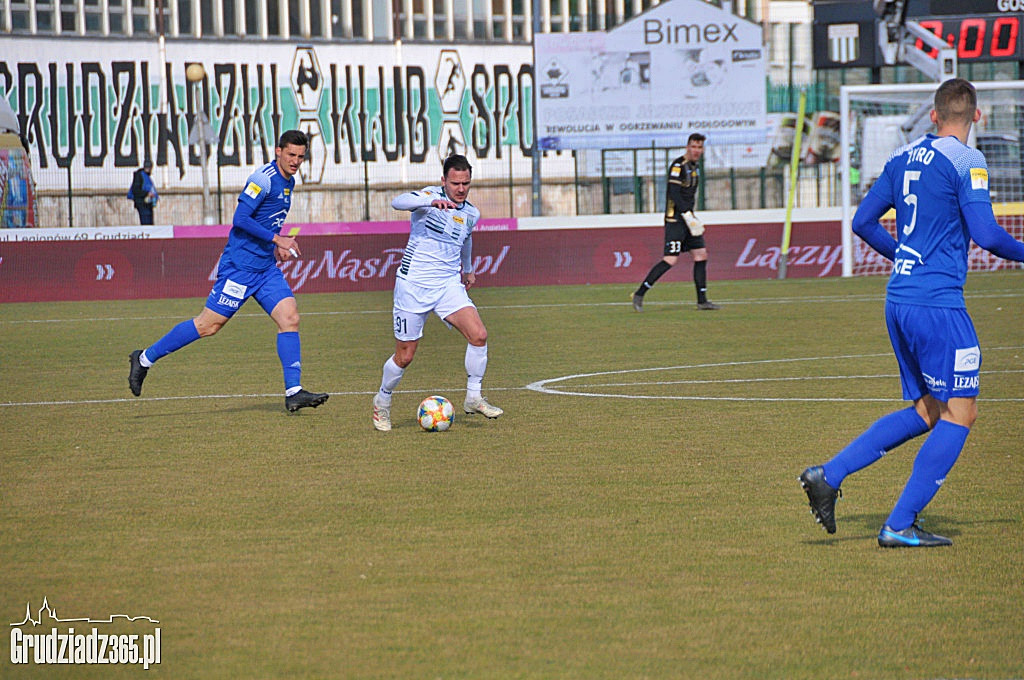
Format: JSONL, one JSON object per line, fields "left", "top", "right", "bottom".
{"left": 372, "top": 155, "right": 503, "bottom": 431}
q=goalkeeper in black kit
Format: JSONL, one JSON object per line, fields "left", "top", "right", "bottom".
{"left": 632, "top": 132, "right": 720, "bottom": 311}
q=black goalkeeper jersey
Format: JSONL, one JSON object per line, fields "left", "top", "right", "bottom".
{"left": 664, "top": 155, "right": 700, "bottom": 224}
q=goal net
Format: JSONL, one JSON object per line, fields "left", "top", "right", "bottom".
{"left": 840, "top": 81, "right": 1024, "bottom": 277}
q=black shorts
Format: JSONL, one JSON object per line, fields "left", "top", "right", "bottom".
{"left": 663, "top": 222, "right": 705, "bottom": 256}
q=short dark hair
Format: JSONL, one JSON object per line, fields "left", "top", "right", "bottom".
{"left": 934, "top": 78, "right": 977, "bottom": 127}
{"left": 443, "top": 154, "right": 472, "bottom": 176}
{"left": 688, "top": 133, "right": 706, "bottom": 144}
{"left": 278, "top": 129, "right": 309, "bottom": 149}
{"left": 143, "top": 159, "right": 153, "bottom": 171}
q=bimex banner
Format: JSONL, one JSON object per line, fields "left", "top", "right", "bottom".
{"left": 534, "top": 0, "right": 766, "bottom": 150}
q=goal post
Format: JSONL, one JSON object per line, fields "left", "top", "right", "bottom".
{"left": 840, "top": 80, "right": 1024, "bottom": 277}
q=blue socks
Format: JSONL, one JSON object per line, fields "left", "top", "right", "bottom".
{"left": 885, "top": 420, "right": 970, "bottom": 531}
{"left": 822, "top": 407, "right": 930, "bottom": 488}
{"left": 144, "top": 323, "right": 303, "bottom": 395}
{"left": 144, "top": 320, "right": 201, "bottom": 363}
{"left": 276, "top": 331, "right": 302, "bottom": 392}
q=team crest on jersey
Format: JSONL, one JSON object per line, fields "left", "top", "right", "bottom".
{"left": 244, "top": 182, "right": 262, "bottom": 199}
{"left": 453, "top": 215, "right": 465, "bottom": 225}
{"left": 284, "top": 189, "right": 290, "bottom": 196}
{"left": 970, "top": 168, "right": 988, "bottom": 191}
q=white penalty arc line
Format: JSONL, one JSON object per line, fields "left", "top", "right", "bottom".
{"left": 571, "top": 368, "right": 1024, "bottom": 389}
{"left": 525, "top": 349, "right": 1024, "bottom": 403}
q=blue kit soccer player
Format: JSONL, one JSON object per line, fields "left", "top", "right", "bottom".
{"left": 800, "top": 79, "right": 1024, "bottom": 547}
{"left": 128, "top": 130, "right": 329, "bottom": 413}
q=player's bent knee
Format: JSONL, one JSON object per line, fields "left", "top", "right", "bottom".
{"left": 194, "top": 319, "right": 223, "bottom": 337}
{"left": 951, "top": 403, "right": 978, "bottom": 428}
{"left": 941, "top": 397, "right": 978, "bottom": 429}
{"left": 467, "top": 328, "right": 488, "bottom": 346}
{"left": 274, "top": 308, "right": 300, "bottom": 331}
{"left": 394, "top": 345, "right": 417, "bottom": 368}
{"left": 278, "top": 317, "right": 300, "bottom": 333}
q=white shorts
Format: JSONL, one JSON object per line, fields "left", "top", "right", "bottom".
{"left": 392, "top": 276, "right": 475, "bottom": 341}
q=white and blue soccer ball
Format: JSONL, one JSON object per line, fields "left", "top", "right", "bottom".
{"left": 418, "top": 395, "right": 454, "bottom": 432}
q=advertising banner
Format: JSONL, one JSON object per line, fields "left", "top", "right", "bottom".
{"left": 1, "top": 220, "right": 846, "bottom": 303}
{"left": 534, "top": 0, "right": 767, "bottom": 150}
{"left": 4, "top": 217, "right": 1021, "bottom": 303}
{"left": 0, "top": 135, "right": 35, "bottom": 227}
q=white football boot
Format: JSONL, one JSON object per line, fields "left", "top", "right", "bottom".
{"left": 372, "top": 396, "right": 392, "bottom": 431}
{"left": 463, "top": 396, "right": 503, "bottom": 419}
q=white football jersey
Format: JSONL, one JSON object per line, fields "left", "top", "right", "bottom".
{"left": 392, "top": 185, "right": 479, "bottom": 286}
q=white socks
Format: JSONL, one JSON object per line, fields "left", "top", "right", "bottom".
{"left": 377, "top": 355, "right": 405, "bottom": 404}
{"left": 377, "top": 346, "right": 487, "bottom": 403}
{"left": 465, "top": 343, "right": 488, "bottom": 400}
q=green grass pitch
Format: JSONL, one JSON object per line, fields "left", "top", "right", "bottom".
{"left": 2, "top": 272, "right": 1023, "bottom": 678}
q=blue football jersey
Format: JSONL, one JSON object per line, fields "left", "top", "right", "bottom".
{"left": 867, "top": 133, "right": 991, "bottom": 308}
{"left": 222, "top": 161, "right": 295, "bottom": 271}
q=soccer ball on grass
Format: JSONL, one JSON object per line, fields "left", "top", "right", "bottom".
{"left": 418, "top": 395, "right": 454, "bottom": 432}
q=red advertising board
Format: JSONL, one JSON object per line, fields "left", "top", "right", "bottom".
{"left": 0, "top": 221, "right": 846, "bottom": 303}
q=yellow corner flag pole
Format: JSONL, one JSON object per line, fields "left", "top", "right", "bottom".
{"left": 778, "top": 89, "right": 807, "bottom": 280}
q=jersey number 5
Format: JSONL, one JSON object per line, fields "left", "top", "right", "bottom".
{"left": 901, "top": 170, "right": 921, "bottom": 237}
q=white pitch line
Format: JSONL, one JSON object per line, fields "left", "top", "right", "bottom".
{"left": 2, "top": 288, "right": 1022, "bottom": 325}
{"left": 0, "top": 308, "right": 390, "bottom": 326}
{"left": 571, "top": 368, "right": 1024, "bottom": 389}
{"left": 0, "top": 385, "right": 523, "bottom": 409}
{"left": 526, "top": 353, "right": 894, "bottom": 389}
{"left": 525, "top": 349, "right": 1024, "bottom": 403}
{"left": 4, "top": 349, "right": 1020, "bottom": 408}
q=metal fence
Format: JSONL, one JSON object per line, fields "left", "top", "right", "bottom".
{"left": 28, "top": 144, "right": 847, "bottom": 228}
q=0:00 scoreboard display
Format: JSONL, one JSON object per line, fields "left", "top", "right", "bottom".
{"left": 812, "top": 0, "right": 1024, "bottom": 70}
{"left": 914, "top": 14, "right": 1021, "bottom": 61}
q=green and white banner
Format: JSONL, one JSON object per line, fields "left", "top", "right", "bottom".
{"left": 1, "top": 39, "right": 538, "bottom": 189}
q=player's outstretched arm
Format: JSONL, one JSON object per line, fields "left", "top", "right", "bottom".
{"left": 852, "top": 192, "right": 897, "bottom": 261}
{"left": 963, "top": 202, "right": 1024, "bottom": 262}
{"left": 392, "top": 191, "right": 437, "bottom": 211}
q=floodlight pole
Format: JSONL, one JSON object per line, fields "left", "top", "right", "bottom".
{"left": 530, "top": 0, "right": 541, "bottom": 216}
{"left": 157, "top": 0, "right": 169, "bottom": 189}
{"left": 192, "top": 81, "right": 215, "bottom": 225}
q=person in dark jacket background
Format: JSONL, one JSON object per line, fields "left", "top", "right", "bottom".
{"left": 128, "top": 160, "right": 158, "bottom": 225}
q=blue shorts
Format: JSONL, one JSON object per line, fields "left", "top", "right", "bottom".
{"left": 885, "top": 301, "right": 981, "bottom": 402}
{"left": 205, "top": 258, "right": 294, "bottom": 318}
